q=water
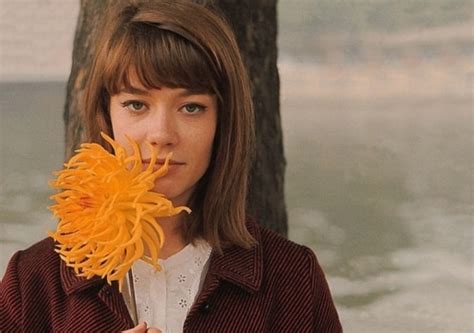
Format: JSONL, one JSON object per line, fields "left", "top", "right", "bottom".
{"left": 0, "top": 82, "right": 65, "bottom": 271}
{"left": 280, "top": 58, "right": 473, "bottom": 331}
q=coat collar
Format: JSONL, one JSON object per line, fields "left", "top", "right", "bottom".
{"left": 206, "top": 218, "right": 263, "bottom": 293}
{"left": 60, "top": 219, "right": 263, "bottom": 295}
{"left": 60, "top": 258, "right": 105, "bottom": 295}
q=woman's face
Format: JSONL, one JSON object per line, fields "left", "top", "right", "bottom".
{"left": 109, "top": 74, "right": 217, "bottom": 207}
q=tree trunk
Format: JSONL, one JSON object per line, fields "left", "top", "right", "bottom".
{"left": 64, "top": 0, "right": 287, "bottom": 236}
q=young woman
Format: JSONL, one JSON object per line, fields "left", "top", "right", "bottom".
{"left": 0, "top": 1, "right": 341, "bottom": 332}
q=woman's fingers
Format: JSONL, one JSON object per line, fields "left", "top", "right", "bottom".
{"left": 120, "top": 322, "right": 161, "bottom": 333}
{"left": 122, "top": 322, "right": 148, "bottom": 332}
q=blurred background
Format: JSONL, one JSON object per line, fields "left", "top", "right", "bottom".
{"left": 0, "top": 0, "right": 472, "bottom": 331}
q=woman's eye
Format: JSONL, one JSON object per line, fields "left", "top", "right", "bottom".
{"left": 121, "top": 101, "right": 146, "bottom": 113}
{"left": 182, "top": 103, "right": 205, "bottom": 114}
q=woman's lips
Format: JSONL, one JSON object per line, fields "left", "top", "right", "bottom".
{"left": 141, "top": 158, "right": 185, "bottom": 172}
{"left": 141, "top": 158, "right": 185, "bottom": 165}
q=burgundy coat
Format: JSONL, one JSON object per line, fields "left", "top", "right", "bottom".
{"left": 1, "top": 220, "right": 342, "bottom": 332}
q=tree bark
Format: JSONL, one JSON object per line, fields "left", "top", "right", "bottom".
{"left": 64, "top": 0, "right": 287, "bottom": 236}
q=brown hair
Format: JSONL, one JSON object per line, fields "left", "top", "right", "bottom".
{"left": 83, "top": 0, "right": 255, "bottom": 251}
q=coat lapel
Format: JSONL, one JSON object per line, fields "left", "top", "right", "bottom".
{"left": 60, "top": 259, "right": 134, "bottom": 328}
{"left": 186, "top": 219, "right": 263, "bottom": 322}
{"left": 60, "top": 259, "right": 103, "bottom": 295}
{"left": 210, "top": 220, "right": 263, "bottom": 293}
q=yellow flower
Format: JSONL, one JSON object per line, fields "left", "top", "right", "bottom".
{"left": 48, "top": 132, "right": 190, "bottom": 291}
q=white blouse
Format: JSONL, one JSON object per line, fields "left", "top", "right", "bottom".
{"left": 132, "top": 239, "right": 212, "bottom": 333}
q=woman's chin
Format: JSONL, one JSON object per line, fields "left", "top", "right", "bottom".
{"left": 152, "top": 183, "right": 194, "bottom": 208}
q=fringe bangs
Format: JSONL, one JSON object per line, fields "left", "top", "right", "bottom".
{"left": 103, "top": 22, "right": 218, "bottom": 96}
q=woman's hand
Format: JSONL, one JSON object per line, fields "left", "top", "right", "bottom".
{"left": 146, "top": 328, "right": 162, "bottom": 333}
{"left": 122, "top": 322, "right": 162, "bottom": 333}
{"left": 122, "top": 322, "right": 147, "bottom": 333}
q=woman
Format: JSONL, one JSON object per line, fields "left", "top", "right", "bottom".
{"left": 0, "top": 1, "right": 341, "bottom": 332}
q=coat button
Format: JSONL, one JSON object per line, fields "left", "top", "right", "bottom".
{"left": 201, "top": 302, "right": 211, "bottom": 313}
{"left": 103, "top": 288, "right": 112, "bottom": 296}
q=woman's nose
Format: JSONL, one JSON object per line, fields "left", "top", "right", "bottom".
{"left": 146, "top": 109, "right": 179, "bottom": 149}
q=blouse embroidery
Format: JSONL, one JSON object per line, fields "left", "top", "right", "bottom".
{"left": 132, "top": 239, "right": 212, "bottom": 333}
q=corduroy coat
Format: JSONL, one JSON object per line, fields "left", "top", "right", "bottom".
{"left": 1, "top": 220, "right": 342, "bottom": 332}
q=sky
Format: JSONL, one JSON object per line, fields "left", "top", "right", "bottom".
{"left": 0, "top": 0, "right": 79, "bottom": 82}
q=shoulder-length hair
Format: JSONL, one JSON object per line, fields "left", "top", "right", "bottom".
{"left": 82, "top": 0, "right": 255, "bottom": 252}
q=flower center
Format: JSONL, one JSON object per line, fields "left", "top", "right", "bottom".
{"left": 79, "top": 196, "right": 94, "bottom": 208}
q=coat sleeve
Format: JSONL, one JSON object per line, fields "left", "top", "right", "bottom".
{"left": 0, "top": 251, "right": 23, "bottom": 332}
{"left": 304, "top": 247, "right": 343, "bottom": 332}
{"left": 270, "top": 244, "right": 342, "bottom": 332}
